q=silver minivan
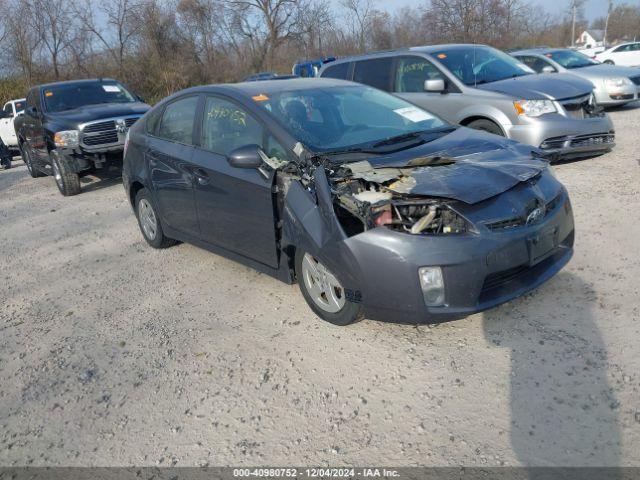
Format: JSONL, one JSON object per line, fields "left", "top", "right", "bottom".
{"left": 319, "top": 44, "right": 615, "bottom": 160}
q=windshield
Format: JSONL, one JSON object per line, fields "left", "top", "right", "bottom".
{"left": 254, "top": 85, "right": 448, "bottom": 153}
{"left": 544, "top": 50, "right": 599, "bottom": 69}
{"left": 43, "top": 81, "right": 137, "bottom": 112}
{"left": 433, "top": 46, "right": 534, "bottom": 86}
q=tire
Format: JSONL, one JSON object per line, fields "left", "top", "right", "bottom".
{"left": 466, "top": 118, "right": 504, "bottom": 136}
{"left": 0, "top": 157, "right": 11, "bottom": 170}
{"left": 134, "top": 188, "right": 177, "bottom": 249}
{"left": 20, "top": 143, "right": 44, "bottom": 178}
{"left": 604, "top": 60, "right": 614, "bottom": 65}
{"left": 50, "top": 151, "right": 81, "bottom": 196}
{"left": 295, "top": 249, "right": 363, "bottom": 326}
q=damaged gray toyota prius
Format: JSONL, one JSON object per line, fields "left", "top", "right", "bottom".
{"left": 123, "top": 78, "right": 574, "bottom": 325}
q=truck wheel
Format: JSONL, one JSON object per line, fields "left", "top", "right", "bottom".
{"left": 50, "top": 151, "right": 81, "bottom": 196}
{"left": 0, "top": 157, "right": 11, "bottom": 170}
{"left": 134, "top": 188, "right": 177, "bottom": 248}
{"left": 20, "top": 143, "right": 44, "bottom": 178}
{"left": 295, "top": 250, "right": 363, "bottom": 326}
{"left": 466, "top": 119, "right": 504, "bottom": 136}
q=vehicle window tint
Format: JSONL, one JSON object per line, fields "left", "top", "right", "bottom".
{"left": 614, "top": 45, "right": 631, "bottom": 52}
{"left": 322, "top": 62, "right": 349, "bottom": 80}
{"left": 146, "top": 107, "right": 162, "bottom": 135}
{"left": 3, "top": 104, "right": 12, "bottom": 115}
{"left": 633, "top": 43, "right": 640, "bottom": 51}
{"left": 157, "top": 96, "right": 198, "bottom": 144}
{"left": 395, "top": 57, "right": 444, "bottom": 92}
{"left": 516, "top": 55, "right": 554, "bottom": 73}
{"left": 353, "top": 58, "right": 393, "bottom": 91}
{"left": 201, "top": 97, "right": 264, "bottom": 156}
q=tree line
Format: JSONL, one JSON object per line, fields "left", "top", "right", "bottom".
{"left": 0, "top": 0, "right": 638, "bottom": 104}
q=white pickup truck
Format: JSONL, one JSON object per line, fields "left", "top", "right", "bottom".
{"left": 0, "top": 98, "right": 26, "bottom": 149}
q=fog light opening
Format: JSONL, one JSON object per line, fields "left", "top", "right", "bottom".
{"left": 419, "top": 266, "right": 445, "bottom": 307}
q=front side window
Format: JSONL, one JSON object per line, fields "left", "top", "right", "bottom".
{"left": 353, "top": 57, "right": 393, "bottom": 91}
{"left": 3, "top": 104, "right": 12, "bottom": 115}
{"left": 543, "top": 50, "right": 597, "bottom": 69}
{"left": 395, "top": 57, "right": 445, "bottom": 92}
{"left": 157, "top": 96, "right": 198, "bottom": 144}
{"left": 201, "top": 96, "right": 287, "bottom": 161}
{"left": 433, "top": 46, "right": 534, "bottom": 86}
{"left": 42, "top": 81, "right": 137, "bottom": 113}
{"left": 322, "top": 62, "right": 350, "bottom": 80}
{"left": 14, "top": 101, "right": 25, "bottom": 114}
{"left": 254, "top": 85, "right": 448, "bottom": 153}
{"left": 516, "top": 55, "right": 555, "bottom": 73}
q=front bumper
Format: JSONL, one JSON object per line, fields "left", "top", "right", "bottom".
{"left": 593, "top": 83, "right": 639, "bottom": 107}
{"left": 504, "top": 113, "right": 614, "bottom": 160}
{"left": 340, "top": 192, "right": 574, "bottom": 324}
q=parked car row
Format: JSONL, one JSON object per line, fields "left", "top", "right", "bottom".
{"left": 5, "top": 42, "right": 634, "bottom": 325}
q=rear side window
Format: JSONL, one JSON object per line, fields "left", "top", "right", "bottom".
{"left": 322, "top": 62, "right": 350, "bottom": 80}
{"left": 516, "top": 55, "right": 554, "bottom": 73}
{"left": 353, "top": 58, "right": 393, "bottom": 91}
{"left": 157, "top": 96, "right": 198, "bottom": 144}
{"left": 146, "top": 108, "right": 162, "bottom": 135}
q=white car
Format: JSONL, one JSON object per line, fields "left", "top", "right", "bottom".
{"left": 595, "top": 42, "right": 640, "bottom": 67}
{"left": 0, "top": 98, "right": 26, "bottom": 148}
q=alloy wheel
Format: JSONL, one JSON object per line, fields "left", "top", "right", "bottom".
{"left": 301, "top": 253, "right": 346, "bottom": 313}
{"left": 138, "top": 198, "right": 158, "bottom": 241}
{"left": 52, "top": 159, "right": 64, "bottom": 190}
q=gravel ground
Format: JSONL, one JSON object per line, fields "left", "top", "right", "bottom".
{"left": 0, "top": 107, "right": 639, "bottom": 468}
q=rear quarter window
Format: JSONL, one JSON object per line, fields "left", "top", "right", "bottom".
{"left": 353, "top": 58, "right": 393, "bottom": 91}
{"left": 321, "top": 62, "right": 350, "bottom": 80}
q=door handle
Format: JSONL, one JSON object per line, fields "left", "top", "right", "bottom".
{"left": 191, "top": 167, "right": 210, "bottom": 185}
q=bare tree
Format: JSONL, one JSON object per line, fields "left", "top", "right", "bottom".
{"left": 31, "top": 0, "right": 78, "bottom": 79}
{"left": 340, "top": 0, "right": 376, "bottom": 52}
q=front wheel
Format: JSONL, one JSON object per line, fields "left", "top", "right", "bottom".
{"left": 466, "top": 119, "right": 504, "bottom": 136}
{"left": 295, "top": 250, "right": 363, "bottom": 326}
{"left": 50, "top": 151, "right": 80, "bottom": 196}
{"left": 134, "top": 188, "right": 177, "bottom": 249}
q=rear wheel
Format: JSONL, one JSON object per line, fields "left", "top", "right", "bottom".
{"left": 0, "top": 156, "right": 10, "bottom": 170}
{"left": 466, "top": 118, "right": 504, "bottom": 136}
{"left": 50, "top": 151, "right": 81, "bottom": 196}
{"left": 604, "top": 60, "right": 614, "bottom": 65}
{"left": 20, "top": 143, "right": 44, "bottom": 178}
{"left": 134, "top": 188, "right": 176, "bottom": 249}
{"left": 295, "top": 250, "right": 363, "bottom": 326}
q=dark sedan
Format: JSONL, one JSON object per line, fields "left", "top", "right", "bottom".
{"left": 122, "top": 78, "right": 574, "bottom": 325}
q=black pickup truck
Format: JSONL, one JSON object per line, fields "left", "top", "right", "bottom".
{"left": 14, "top": 78, "right": 150, "bottom": 195}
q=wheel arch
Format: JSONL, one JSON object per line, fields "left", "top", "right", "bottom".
{"left": 459, "top": 115, "right": 506, "bottom": 136}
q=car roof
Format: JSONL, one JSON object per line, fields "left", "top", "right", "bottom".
{"left": 176, "top": 78, "right": 357, "bottom": 98}
{"left": 38, "top": 78, "right": 120, "bottom": 89}
{"left": 511, "top": 48, "right": 567, "bottom": 56}
{"left": 323, "top": 43, "right": 494, "bottom": 65}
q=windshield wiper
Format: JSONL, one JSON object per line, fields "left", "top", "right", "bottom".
{"left": 372, "top": 130, "right": 435, "bottom": 148}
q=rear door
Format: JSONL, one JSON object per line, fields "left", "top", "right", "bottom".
{"left": 148, "top": 95, "right": 201, "bottom": 237}
{"left": 190, "top": 95, "right": 283, "bottom": 268}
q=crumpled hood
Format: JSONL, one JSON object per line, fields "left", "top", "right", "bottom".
{"left": 475, "top": 73, "right": 593, "bottom": 100}
{"left": 342, "top": 127, "right": 549, "bottom": 205}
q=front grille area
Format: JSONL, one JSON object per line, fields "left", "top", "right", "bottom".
{"left": 540, "top": 132, "right": 614, "bottom": 150}
{"left": 630, "top": 75, "right": 640, "bottom": 86}
{"left": 80, "top": 116, "right": 140, "bottom": 148}
{"left": 569, "top": 133, "right": 615, "bottom": 148}
{"left": 486, "top": 193, "right": 563, "bottom": 231}
{"left": 559, "top": 94, "right": 591, "bottom": 120}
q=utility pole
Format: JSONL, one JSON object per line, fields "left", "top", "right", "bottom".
{"left": 603, "top": 0, "right": 613, "bottom": 47}
{"left": 571, "top": 0, "right": 577, "bottom": 47}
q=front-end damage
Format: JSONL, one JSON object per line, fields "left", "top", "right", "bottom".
{"left": 273, "top": 140, "right": 572, "bottom": 324}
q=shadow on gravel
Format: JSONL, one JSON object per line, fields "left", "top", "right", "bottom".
{"left": 0, "top": 165, "right": 28, "bottom": 190}
{"left": 483, "top": 272, "right": 620, "bottom": 468}
{"left": 79, "top": 166, "right": 123, "bottom": 194}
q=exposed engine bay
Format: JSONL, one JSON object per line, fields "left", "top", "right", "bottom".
{"left": 329, "top": 161, "right": 469, "bottom": 236}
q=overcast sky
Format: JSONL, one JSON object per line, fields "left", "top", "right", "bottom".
{"left": 372, "top": 0, "right": 618, "bottom": 22}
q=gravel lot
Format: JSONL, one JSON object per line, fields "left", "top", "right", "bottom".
{"left": 0, "top": 106, "right": 639, "bottom": 468}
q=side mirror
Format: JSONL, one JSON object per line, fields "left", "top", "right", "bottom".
{"left": 26, "top": 106, "right": 38, "bottom": 117}
{"left": 541, "top": 65, "right": 556, "bottom": 74}
{"left": 227, "top": 144, "right": 263, "bottom": 169}
{"left": 424, "top": 78, "right": 446, "bottom": 93}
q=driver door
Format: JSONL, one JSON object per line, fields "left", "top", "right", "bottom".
{"left": 190, "top": 95, "right": 283, "bottom": 268}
